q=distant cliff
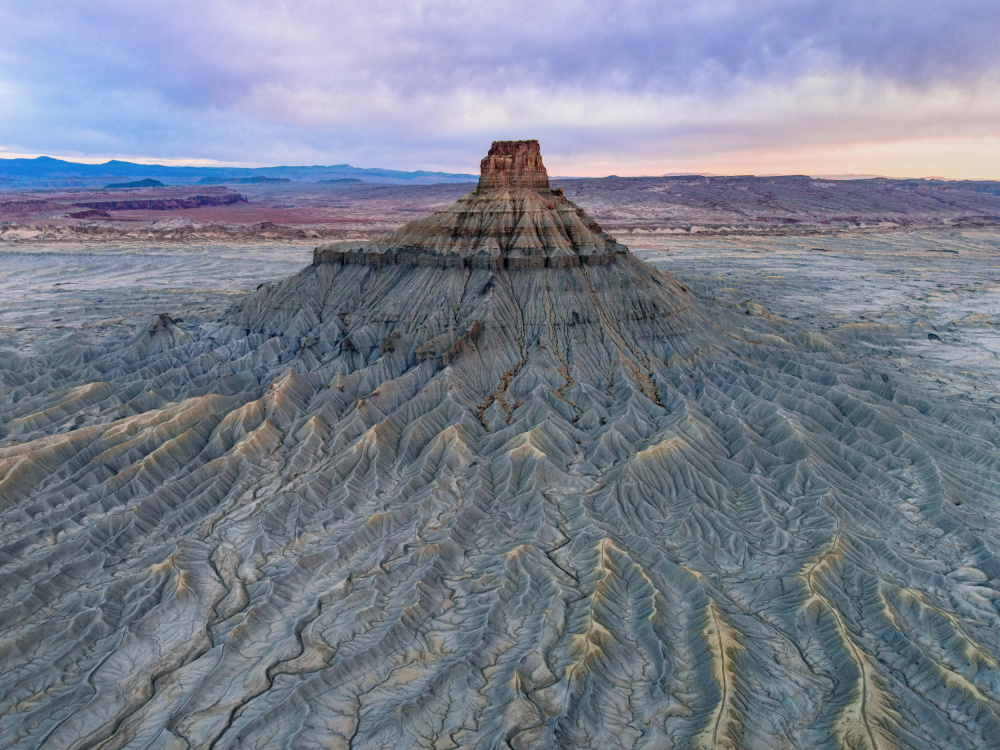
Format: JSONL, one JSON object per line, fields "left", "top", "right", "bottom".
{"left": 73, "top": 192, "right": 247, "bottom": 211}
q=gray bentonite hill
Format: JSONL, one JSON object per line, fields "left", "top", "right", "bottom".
{"left": 2, "top": 141, "right": 1000, "bottom": 749}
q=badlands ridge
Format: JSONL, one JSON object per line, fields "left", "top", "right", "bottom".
{"left": 1, "top": 142, "right": 1000, "bottom": 749}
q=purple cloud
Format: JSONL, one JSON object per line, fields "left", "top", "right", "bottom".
{"left": 1, "top": 1, "right": 998, "bottom": 176}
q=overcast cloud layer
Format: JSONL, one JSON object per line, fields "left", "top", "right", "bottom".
{"left": 1, "top": 0, "right": 998, "bottom": 177}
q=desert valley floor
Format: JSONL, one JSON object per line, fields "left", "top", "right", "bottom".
{"left": 4, "top": 231, "right": 999, "bottom": 399}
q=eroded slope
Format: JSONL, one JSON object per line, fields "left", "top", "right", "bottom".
{"left": 1, "top": 249, "right": 999, "bottom": 749}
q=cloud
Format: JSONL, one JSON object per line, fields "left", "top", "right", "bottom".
{"left": 1, "top": 0, "right": 998, "bottom": 177}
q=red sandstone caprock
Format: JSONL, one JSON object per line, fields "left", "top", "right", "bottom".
{"left": 477, "top": 140, "right": 550, "bottom": 190}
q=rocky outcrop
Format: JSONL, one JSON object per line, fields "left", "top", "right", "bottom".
{"left": 477, "top": 139, "right": 550, "bottom": 190}
{"left": 68, "top": 208, "right": 112, "bottom": 219}
{"left": 104, "top": 178, "right": 167, "bottom": 189}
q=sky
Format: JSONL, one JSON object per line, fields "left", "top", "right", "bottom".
{"left": 1, "top": 1, "right": 998, "bottom": 179}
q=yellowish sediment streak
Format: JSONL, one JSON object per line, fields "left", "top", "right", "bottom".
{"left": 566, "top": 538, "right": 615, "bottom": 680}
{"left": 636, "top": 436, "right": 686, "bottom": 460}
{"left": 879, "top": 585, "right": 1000, "bottom": 720}
{"left": 800, "top": 536, "right": 897, "bottom": 750}
{"left": 694, "top": 601, "right": 744, "bottom": 750}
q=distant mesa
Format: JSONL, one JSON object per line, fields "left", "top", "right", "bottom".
{"left": 68, "top": 208, "right": 112, "bottom": 219}
{"left": 104, "top": 178, "right": 166, "bottom": 189}
{"left": 73, "top": 192, "right": 247, "bottom": 211}
{"left": 318, "top": 177, "right": 365, "bottom": 185}
{"left": 195, "top": 175, "right": 292, "bottom": 185}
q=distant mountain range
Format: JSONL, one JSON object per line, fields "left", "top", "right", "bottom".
{"left": 0, "top": 156, "right": 477, "bottom": 189}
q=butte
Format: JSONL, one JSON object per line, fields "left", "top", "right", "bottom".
{"left": 1, "top": 141, "right": 999, "bottom": 749}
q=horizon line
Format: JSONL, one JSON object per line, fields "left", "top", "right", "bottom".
{"left": 0, "top": 151, "right": 993, "bottom": 183}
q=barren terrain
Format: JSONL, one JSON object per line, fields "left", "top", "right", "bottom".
{"left": 2, "top": 152, "right": 1000, "bottom": 748}
{"left": 2, "top": 174, "right": 999, "bottom": 244}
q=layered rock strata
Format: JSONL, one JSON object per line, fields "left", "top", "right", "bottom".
{"left": 73, "top": 192, "right": 247, "bottom": 211}
{"left": 1, "top": 143, "right": 999, "bottom": 749}
{"left": 477, "top": 139, "right": 551, "bottom": 190}
{"left": 315, "top": 139, "right": 623, "bottom": 270}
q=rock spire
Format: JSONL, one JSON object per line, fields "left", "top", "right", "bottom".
{"left": 315, "top": 140, "right": 624, "bottom": 269}
{"left": 477, "top": 139, "right": 550, "bottom": 190}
